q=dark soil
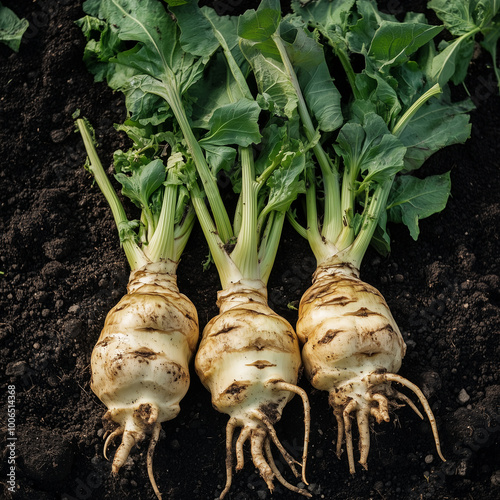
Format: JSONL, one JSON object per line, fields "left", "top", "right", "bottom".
{"left": 1, "top": 1, "right": 499, "bottom": 500}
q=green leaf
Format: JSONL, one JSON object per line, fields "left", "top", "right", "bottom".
{"left": 0, "top": 3, "right": 29, "bottom": 52}
{"left": 121, "top": 75, "right": 173, "bottom": 123}
{"left": 200, "top": 144, "right": 237, "bottom": 175}
{"left": 354, "top": 68, "right": 402, "bottom": 125}
{"left": 368, "top": 21, "right": 443, "bottom": 72}
{"left": 189, "top": 52, "right": 246, "bottom": 129}
{"left": 263, "top": 151, "right": 307, "bottom": 215}
{"left": 370, "top": 211, "right": 391, "bottom": 256}
{"left": 237, "top": 0, "right": 281, "bottom": 42}
{"left": 199, "top": 99, "right": 262, "bottom": 147}
{"left": 335, "top": 113, "right": 406, "bottom": 185}
{"left": 115, "top": 158, "right": 166, "bottom": 209}
{"left": 428, "top": 0, "right": 499, "bottom": 35}
{"left": 427, "top": 0, "right": 499, "bottom": 87}
{"left": 164, "top": 0, "right": 189, "bottom": 7}
{"left": 167, "top": 0, "right": 219, "bottom": 57}
{"left": 82, "top": 0, "right": 207, "bottom": 95}
{"left": 360, "top": 133, "right": 407, "bottom": 184}
{"left": 430, "top": 36, "right": 475, "bottom": 86}
{"left": 399, "top": 95, "right": 474, "bottom": 171}
{"left": 240, "top": 37, "right": 298, "bottom": 118}
{"left": 279, "top": 19, "right": 343, "bottom": 132}
{"left": 118, "top": 220, "right": 141, "bottom": 244}
{"left": 387, "top": 172, "right": 451, "bottom": 239}
{"left": 292, "top": 0, "right": 356, "bottom": 34}
{"left": 346, "top": 0, "right": 398, "bottom": 54}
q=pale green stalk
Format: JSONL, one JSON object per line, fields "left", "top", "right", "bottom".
{"left": 153, "top": 85, "right": 234, "bottom": 244}
{"left": 76, "top": 118, "right": 147, "bottom": 270}
{"left": 273, "top": 34, "right": 342, "bottom": 243}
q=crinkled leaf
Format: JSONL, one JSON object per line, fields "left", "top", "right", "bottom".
{"left": 167, "top": 157, "right": 197, "bottom": 191}
{"left": 292, "top": 0, "right": 356, "bottom": 67}
{"left": 115, "top": 158, "right": 166, "bottom": 209}
{"left": 0, "top": 3, "right": 29, "bottom": 52}
{"left": 354, "top": 68, "right": 402, "bottom": 125}
{"left": 292, "top": 0, "right": 355, "bottom": 34}
{"left": 118, "top": 219, "right": 141, "bottom": 244}
{"left": 238, "top": 0, "right": 298, "bottom": 119}
{"left": 200, "top": 144, "right": 237, "bottom": 175}
{"left": 263, "top": 152, "right": 307, "bottom": 215}
{"left": 387, "top": 172, "right": 451, "bottom": 239}
{"left": 239, "top": 36, "right": 298, "bottom": 118}
{"left": 199, "top": 99, "right": 262, "bottom": 147}
{"left": 82, "top": 0, "right": 208, "bottom": 97}
{"left": 428, "top": 0, "right": 499, "bottom": 35}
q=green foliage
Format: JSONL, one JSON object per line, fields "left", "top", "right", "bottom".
{"left": 387, "top": 172, "right": 451, "bottom": 240}
{"left": 77, "top": 0, "right": 481, "bottom": 274}
{"left": 0, "top": 2, "right": 28, "bottom": 52}
{"left": 428, "top": 0, "right": 500, "bottom": 89}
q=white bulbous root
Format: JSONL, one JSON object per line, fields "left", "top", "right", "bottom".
{"left": 91, "top": 262, "right": 199, "bottom": 500}
{"left": 195, "top": 279, "right": 311, "bottom": 499}
{"left": 297, "top": 262, "right": 446, "bottom": 475}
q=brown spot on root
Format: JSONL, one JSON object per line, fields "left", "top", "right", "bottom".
{"left": 133, "top": 348, "right": 157, "bottom": 359}
{"left": 317, "top": 329, "right": 344, "bottom": 344}
{"left": 259, "top": 400, "right": 284, "bottom": 423}
{"left": 213, "top": 324, "right": 237, "bottom": 336}
{"left": 245, "top": 360, "right": 277, "bottom": 369}
{"left": 163, "top": 362, "right": 186, "bottom": 383}
{"left": 344, "top": 307, "right": 383, "bottom": 317}
{"left": 368, "top": 324, "right": 396, "bottom": 337}
{"left": 321, "top": 296, "right": 357, "bottom": 307}
{"left": 134, "top": 403, "right": 154, "bottom": 423}
{"left": 223, "top": 381, "right": 249, "bottom": 396}
{"left": 113, "top": 302, "right": 131, "bottom": 312}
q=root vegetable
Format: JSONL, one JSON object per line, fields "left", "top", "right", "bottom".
{"left": 195, "top": 279, "right": 310, "bottom": 498}
{"left": 76, "top": 118, "right": 198, "bottom": 499}
{"left": 296, "top": 260, "right": 444, "bottom": 473}
{"left": 187, "top": 128, "right": 311, "bottom": 498}
{"left": 92, "top": 261, "right": 198, "bottom": 482}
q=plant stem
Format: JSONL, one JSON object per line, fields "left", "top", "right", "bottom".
{"left": 258, "top": 210, "right": 286, "bottom": 285}
{"left": 190, "top": 183, "right": 242, "bottom": 289}
{"left": 392, "top": 83, "right": 442, "bottom": 137}
{"left": 230, "top": 147, "right": 260, "bottom": 280}
{"left": 341, "top": 179, "right": 393, "bottom": 270}
{"left": 145, "top": 182, "right": 176, "bottom": 263}
{"left": 76, "top": 118, "right": 147, "bottom": 270}
{"left": 273, "top": 34, "right": 342, "bottom": 243}
{"left": 154, "top": 84, "right": 234, "bottom": 244}
{"left": 304, "top": 167, "right": 337, "bottom": 265}
{"left": 173, "top": 205, "right": 196, "bottom": 262}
